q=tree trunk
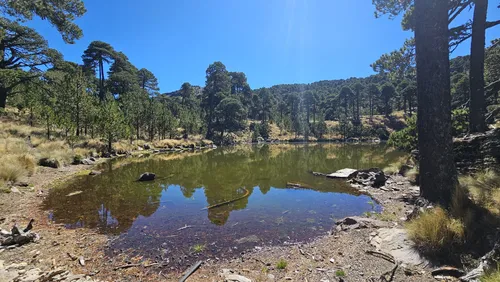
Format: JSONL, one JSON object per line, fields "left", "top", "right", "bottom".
{"left": 369, "top": 94, "right": 373, "bottom": 120}
{"left": 0, "top": 87, "right": 7, "bottom": 108}
{"left": 108, "top": 135, "right": 112, "bottom": 153}
{"left": 403, "top": 97, "right": 407, "bottom": 116}
{"left": 409, "top": 98, "right": 413, "bottom": 117}
{"left": 469, "top": 0, "right": 488, "bottom": 133}
{"left": 415, "top": 0, "right": 458, "bottom": 208}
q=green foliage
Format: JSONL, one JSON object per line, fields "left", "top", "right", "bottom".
{"left": 276, "top": 259, "right": 287, "bottom": 270}
{"left": 387, "top": 115, "right": 416, "bottom": 151}
{"left": 259, "top": 121, "right": 270, "bottom": 140}
{"left": 452, "top": 108, "right": 469, "bottom": 136}
{"left": 191, "top": 244, "right": 206, "bottom": 253}
{"left": 1, "top": 0, "right": 86, "bottom": 44}
{"left": 480, "top": 265, "right": 500, "bottom": 282}
{"left": 335, "top": 270, "right": 346, "bottom": 277}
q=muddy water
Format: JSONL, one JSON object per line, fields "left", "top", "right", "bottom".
{"left": 43, "top": 143, "right": 405, "bottom": 268}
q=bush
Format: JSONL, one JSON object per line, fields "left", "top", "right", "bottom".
{"left": 387, "top": 115, "right": 417, "bottom": 151}
{"left": 407, "top": 207, "right": 464, "bottom": 256}
{"left": 17, "top": 153, "right": 36, "bottom": 176}
{"left": 0, "top": 160, "right": 27, "bottom": 182}
{"left": 460, "top": 170, "right": 500, "bottom": 215}
{"left": 480, "top": 265, "right": 500, "bottom": 282}
{"left": 452, "top": 108, "right": 469, "bottom": 137}
{"left": 260, "top": 121, "right": 271, "bottom": 140}
{"left": 36, "top": 141, "right": 73, "bottom": 166}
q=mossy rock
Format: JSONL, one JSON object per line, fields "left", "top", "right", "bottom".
{"left": 39, "top": 158, "right": 61, "bottom": 168}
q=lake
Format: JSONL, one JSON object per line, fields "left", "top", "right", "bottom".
{"left": 43, "top": 143, "right": 404, "bottom": 267}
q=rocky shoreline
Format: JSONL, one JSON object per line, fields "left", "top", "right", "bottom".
{"left": 0, "top": 148, "right": 477, "bottom": 282}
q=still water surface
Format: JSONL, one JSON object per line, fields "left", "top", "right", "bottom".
{"left": 43, "top": 144, "right": 404, "bottom": 265}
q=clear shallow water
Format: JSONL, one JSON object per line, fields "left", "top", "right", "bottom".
{"left": 43, "top": 144, "right": 404, "bottom": 266}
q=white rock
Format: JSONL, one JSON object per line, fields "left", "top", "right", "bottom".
{"left": 225, "top": 274, "right": 252, "bottom": 282}
{"left": 5, "top": 262, "right": 27, "bottom": 270}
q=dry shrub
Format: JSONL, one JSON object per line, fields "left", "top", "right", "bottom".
{"left": 77, "top": 139, "right": 107, "bottom": 154}
{"left": 0, "top": 155, "right": 28, "bottom": 182}
{"left": 407, "top": 207, "right": 464, "bottom": 255}
{"left": 36, "top": 141, "right": 73, "bottom": 166}
{"left": 0, "top": 137, "right": 30, "bottom": 155}
{"left": 480, "top": 265, "right": 500, "bottom": 282}
{"left": 113, "top": 141, "right": 134, "bottom": 154}
{"left": 460, "top": 170, "right": 500, "bottom": 215}
{"left": 17, "top": 153, "right": 36, "bottom": 176}
{"left": 383, "top": 163, "right": 400, "bottom": 175}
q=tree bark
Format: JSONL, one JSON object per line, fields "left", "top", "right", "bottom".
{"left": 415, "top": 0, "right": 458, "bottom": 208}
{"left": 0, "top": 87, "right": 7, "bottom": 108}
{"left": 469, "top": 0, "right": 488, "bottom": 133}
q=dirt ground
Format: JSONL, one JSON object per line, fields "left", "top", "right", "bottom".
{"left": 0, "top": 155, "right": 436, "bottom": 282}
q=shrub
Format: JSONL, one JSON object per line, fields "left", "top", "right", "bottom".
{"left": 387, "top": 115, "right": 417, "bottom": 151}
{"left": 406, "top": 207, "right": 464, "bottom": 255}
{"left": 0, "top": 137, "right": 30, "bottom": 155}
{"left": 17, "top": 153, "right": 36, "bottom": 176}
{"left": 0, "top": 155, "right": 28, "bottom": 182}
{"left": 460, "top": 170, "right": 500, "bottom": 215}
{"left": 276, "top": 259, "right": 287, "bottom": 270}
{"left": 480, "top": 265, "right": 500, "bottom": 282}
{"left": 36, "top": 141, "right": 73, "bottom": 166}
{"left": 452, "top": 108, "right": 469, "bottom": 137}
{"left": 259, "top": 121, "right": 270, "bottom": 140}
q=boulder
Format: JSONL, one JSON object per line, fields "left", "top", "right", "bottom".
{"left": 81, "top": 158, "right": 94, "bottom": 165}
{"left": 454, "top": 128, "right": 500, "bottom": 173}
{"left": 327, "top": 168, "right": 358, "bottom": 179}
{"left": 38, "top": 158, "right": 60, "bottom": 168}
{"left": 334, "top": 216, "right": 390, "bottom": 232}
{"left": 138, "top": 172, "right": 156, "bottom": 182}
{"left": 348, "top": 168, "right": 387, "bottom": 187}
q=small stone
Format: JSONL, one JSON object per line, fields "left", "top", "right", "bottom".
{"left": 10, "top": 187, "right": 21, "bottom": 194}
{"left": 285, "top": 277, "right": 292, "bottom": 280}
{"left": 224, "top": 274, "right": 252, "bottom": 282}
{"left": 5, "top": 262, "right": 27, "bottom": 270}
{"left": 330, "top": 258, "right": 335, "bottom": 263}
{"left": 267, "top": 274, "right": 275, "bottom": 280}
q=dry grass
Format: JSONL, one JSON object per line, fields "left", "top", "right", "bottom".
{"left": 383, "top": 164, "right": 400, "bottom": 175}
{"left": 36, "top": 141, "right": 73, "bottom": 166}
{"left": 406, "top": 207, "right": 464, "bottom": 255}
{"left": 460, "top": 170, "right": 500, "bottom": 215}
{"left": 481, "top": 265, "right": 500, "bottom": 282}
{"left": 0, "top": 137, "right": 30, "bottom": 155}
{"left": 406, "top": 167, "right": 419, "bottom": 184}
{"left": 0, "top": 154, "right": 30, "bottom": 182}
{"left": 113, "top": 141, "right": 135, "bottom": 154}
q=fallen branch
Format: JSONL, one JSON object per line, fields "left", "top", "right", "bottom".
{"left": 366, "top": 250, "right": 396, "bottom": 264}
{"left": 309, "top": 171, "right": 327, "bottom": 177}
{"left": 178, "top": 260, "right": 202, "bottom": 282}
{"left": 380, "top": 263, "right": 399, "bottom": 282}
{"left": 201, "top": 188, "right": 250, "bottom": 210}
{"left": 114, "top": 263, "right": 141, "bottom": 271}
{"left": 177, "top": 225, "right": 192, "bottom": 231}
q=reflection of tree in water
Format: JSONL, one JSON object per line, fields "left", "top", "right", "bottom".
{"left": 43, "top": 144, "right": 406, "bottom": 233}
{"left": 43, "top": 163, "right": 163, "bottom": 234}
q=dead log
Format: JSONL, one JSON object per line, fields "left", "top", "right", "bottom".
{"left": 178, "top": 260, "right": 202, "bottom": 282}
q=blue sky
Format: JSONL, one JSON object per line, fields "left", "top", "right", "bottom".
{"left": 28, "top": 0, "right": 500, "bottom": 93}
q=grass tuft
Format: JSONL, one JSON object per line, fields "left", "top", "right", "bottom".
{"left": 336, "top": 270, "right": 346, "bottom": 277}
{"left": 191, "top": 244, "right": 206, "bottom": 253}
{"left": 0, "top": 155, "right": 28, "bottom": 182}
{"left": 406, "top": 207, "right": 464, "bottom": 256}
{"left": 460, "top": 170, "right": 500, "bottom": 215}
{"left": 276, "top": 259, "right": 287, "bottom": 270}
{"left": 480, "top": 265, "right": 500, "bottom": 282}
